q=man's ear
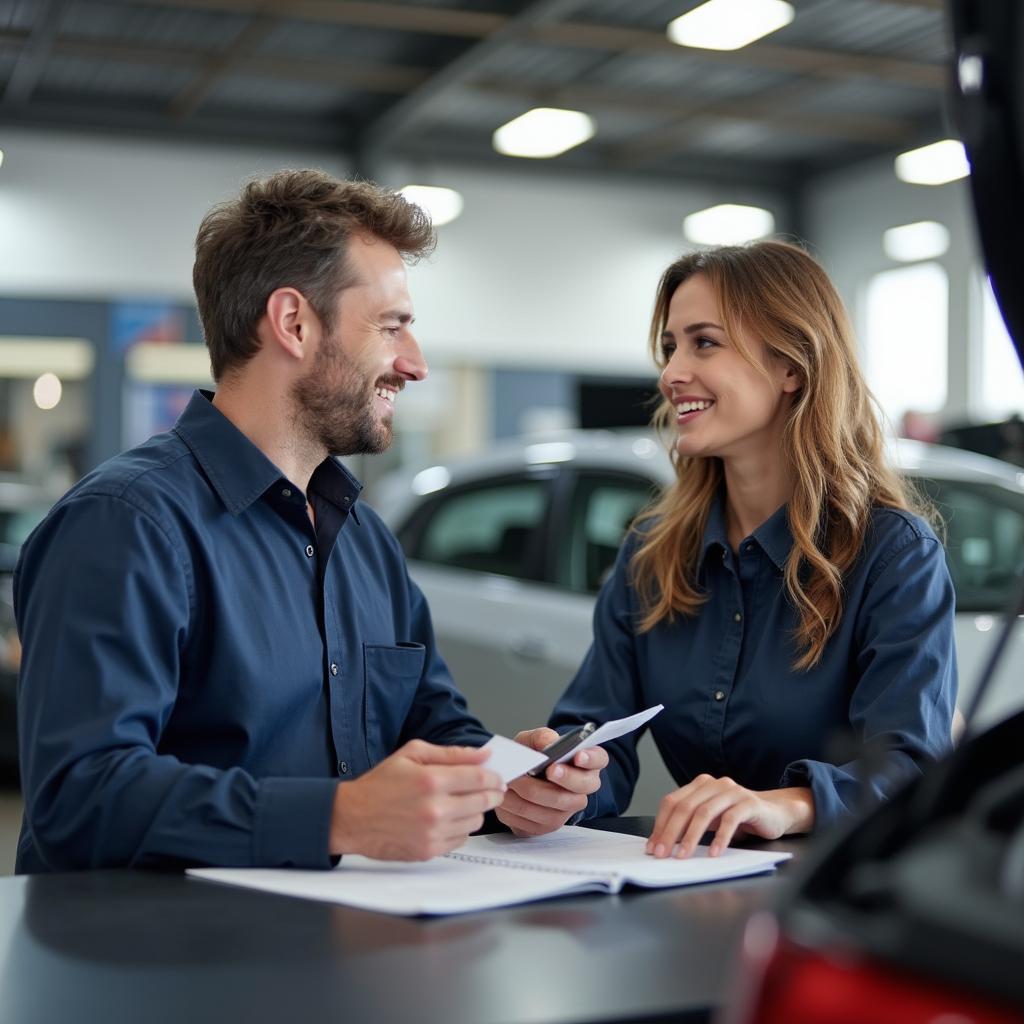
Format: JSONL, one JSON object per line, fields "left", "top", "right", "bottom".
{"left": 264, "top": 287, "right": 315, "bottom": 361}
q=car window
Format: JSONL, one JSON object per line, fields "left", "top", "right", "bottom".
{"left": 409, "top": 477, "right": 549, "bottom": 581}
{"left": 557, "top": 472, "right": 658, "bottom": 593}
{"left": 913, "top": 475, "right": 1024, "bottom": 612}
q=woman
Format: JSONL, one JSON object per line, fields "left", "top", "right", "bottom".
{"left": 534, "top": 241, "right": 956, "bottom": 856}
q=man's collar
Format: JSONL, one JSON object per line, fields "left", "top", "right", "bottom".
{"left": 173, "top": 390, "right": 362, "bottom": 516}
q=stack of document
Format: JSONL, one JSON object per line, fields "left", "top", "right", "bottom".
{"left": 188, "top": 827, "right": 791, "bottom": 917}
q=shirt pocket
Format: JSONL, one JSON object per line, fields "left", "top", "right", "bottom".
{"left": 362, "top": 642, "right": 426, "bottom": 765}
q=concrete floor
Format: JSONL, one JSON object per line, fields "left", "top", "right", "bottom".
{"left": 0, "top": 787, "right": 22, "bottom": 874}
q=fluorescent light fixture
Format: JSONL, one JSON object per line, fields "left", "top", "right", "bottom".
{"left": 411, "top": 466, "right": 451, "bottom": 496}
{"left": 683, "top": 203, "right": 775, "bottom": 245}
{"left": 894, "top": 139, "right": 970, "bottom": 185}
{"left": 398, "top": 185, "right": 464, "bottom": 227}
{"left": 126, "top": 342, "right": 212, "bottom": 384}
{"left": 492, "top": 107, "right": 595, "bottom": 159}
{"left": 0, "top": 337, "right": 93, "bottom": 379}
{"left": 33, "top": 372, "right": 62, "bottom": 411}
{"left": 883, "top": 221, "right": 950, "bottom": 263}
{"left": 667, "top": 0, "right": 794, "bottom": 51}
{"left": 0, "top": 150, "right": 5, "bottom": 170}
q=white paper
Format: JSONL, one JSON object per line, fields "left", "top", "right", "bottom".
{"left": 552, "top": 704, "right": 664, "bottom": 765}
{"left": 481, "top": 733, "right": 548, "bottom": 782}
{"left": 188, "top": 826, "right": 791, "bottom": 916}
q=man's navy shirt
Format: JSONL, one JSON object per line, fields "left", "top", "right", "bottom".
{"left": 550, "top": 498, "right": 958, "bottom": 830}
{"left": 15, "top": 391, "right": 489, "bottom": 872}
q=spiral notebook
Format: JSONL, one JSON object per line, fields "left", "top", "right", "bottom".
{"left": 188, "top": 826, "right": 791, "bottom": 916}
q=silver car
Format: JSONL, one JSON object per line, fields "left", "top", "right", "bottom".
{"left": 376, "top": 433, "right": 1024, "bottom": 813}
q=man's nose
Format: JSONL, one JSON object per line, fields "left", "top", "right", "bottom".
{"left": 395, "top": 330, "right": 428, "bottom": 382}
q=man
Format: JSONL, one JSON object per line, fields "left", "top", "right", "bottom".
{"left": 14, "top": 170, "right": 604, "bottom": 872}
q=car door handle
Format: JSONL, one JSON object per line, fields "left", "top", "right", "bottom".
{"left": 505, "top": 635, "right": 554, "bottom": 662}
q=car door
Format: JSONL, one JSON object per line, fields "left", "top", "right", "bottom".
{"left": 913, "top": 473, "right": 1024, "bottom": 729}
{"left": 398, "top": 468, "right": 593, "bottom": 741}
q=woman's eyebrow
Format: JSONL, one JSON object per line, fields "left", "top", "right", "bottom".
{"left": 683, "top": 321, "right": 724, "bottom": 334}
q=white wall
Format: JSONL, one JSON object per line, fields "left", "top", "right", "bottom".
{"left": 805, "top": 155, "right": 980, "bottom": 422}
{"left": 0, "top": 128, "right": 349, "bottom": 301}
{"left": 392, "top": 161, "right": 779, "bottom": 373}
{"left": 0, "top": 128, "right": 782, "bottom": 374}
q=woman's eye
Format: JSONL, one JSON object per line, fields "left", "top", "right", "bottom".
{"left": 661, "top": 341, "right": 676, "bottom": 359}
{"left": 695, "top": 336, "right": 717, "bottom": 350}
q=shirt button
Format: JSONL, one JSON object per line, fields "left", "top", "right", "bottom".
{"left": 714, "top": 690, "right": 726, "bottom": 702}
{"left": 281, "top": 488, "right": 292, "bottom": 498}
{"left": 337, "top": 761, "right": 349, "bottom": 775}
{"left": 330, "top": 662, "right": 339, "bottom": 676}
{"left": 305, "top": 544, "right": 315, "bottom": 557}
{"left": 734, "top": 612, "right": 742, "bottom": 623}
{"left": 342, "top": 496, "right": 351, "bottom": 506}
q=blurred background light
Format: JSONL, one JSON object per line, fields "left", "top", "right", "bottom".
{"left": 683, "top": 203, "right": 775, "bottom": 245}
{"left": 125, "top": 342, "right": 212, "bottom": 384}
{"left": 0, "top": 338, "right": 92, "bottom": 378}
{"left": 411, "top": 466, "right": 451, "bottom": 496}
{"left": 895, "top": 139, "right": 970, "bottom": 186}
{"left": 399, "top": 185, "right": 464, "bottom": 227}
{"left": 667, "top": 0, "right": 795, "bottom": 51}
{"left": 32, "top": 372, "right": 62, "bottom": 410}
{"left": 883, "top": 221, "right": 950, "bottom": 262}
{"left": 492, "top": 108, "right": 595, "bottom": 159}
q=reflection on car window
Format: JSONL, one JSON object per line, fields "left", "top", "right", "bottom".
{"left": 559, "top": 473, "right": 657, "bottom": 594}
{"left": 411, "top": 478, "right": 548, "bottom": 580}
{"left": 914, "top": 476, "right": 1024, "bottom": 613}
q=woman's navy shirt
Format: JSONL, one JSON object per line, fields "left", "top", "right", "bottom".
{"left": 549, "top": 498, "right": 958, "bottom": 829}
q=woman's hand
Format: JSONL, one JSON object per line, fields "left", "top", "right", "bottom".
{"left": 646, "top": 775, "right": 814, "bottom": 858}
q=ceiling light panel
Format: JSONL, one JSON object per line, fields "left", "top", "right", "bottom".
{"left": 667, "top": 0, "right": 795, "bottom": 51}
{"left": 683, "top": 203, "right": 775, "bottom": 245}
{"left": 492, "top": 107, "right": 595, "bottom": 159}
{"left": 883, "top": 221, "right": 950, "bottom": 262}
{"left": 399, "top": 186, "right": 464, "bottom": 227}
{"left": 894, "top": 139, "right": 970, "bottom": 185}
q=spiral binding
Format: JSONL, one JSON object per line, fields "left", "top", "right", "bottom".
{"left": 444, "top": 851, "right": 611, "bottom": 880}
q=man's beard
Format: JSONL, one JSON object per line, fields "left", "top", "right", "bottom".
{"left": 291, "top": 330, "right": 394, "bottom": 457}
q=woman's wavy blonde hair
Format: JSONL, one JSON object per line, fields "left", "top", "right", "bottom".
{"left": 631, "top": 240, "right": 928, "bottom": 670}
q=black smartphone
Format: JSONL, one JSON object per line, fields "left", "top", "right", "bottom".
{"left": 526, "top": 722, "right": 597, "bottom": 777}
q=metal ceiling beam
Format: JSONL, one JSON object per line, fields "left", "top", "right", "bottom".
{"left": 361, "top": 0, "right": 592, "bottom": 155}
{"left": 168, "top": 14, "right": 278, "bottom": 121}
{"left": 119, "top": 0, "right": 947, "bottom": 90}
{"left": 3, "top": 0, "right": 73, "bottom": 106}
{"left": 472, "top": 78, "right": 916, "bottom": 145}
{"left": 530, "top": 23, "right": 946, "bottom": 90}
{"left": 0, "top": 30, "right": 430, "bottom": 95}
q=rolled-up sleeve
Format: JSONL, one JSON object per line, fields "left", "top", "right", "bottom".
{"left": 780, "top": 534, "right": 957, "bottom": 829}
{"left": 16, "top": 494, "right": 338, "bottom": 871}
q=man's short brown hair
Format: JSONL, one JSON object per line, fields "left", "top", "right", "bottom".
{"left": 193, "top": 170, "right": 435, "bottom": 381}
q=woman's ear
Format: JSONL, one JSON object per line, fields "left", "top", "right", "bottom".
{"left": 780, "top": 361, "right": 802, "bottom": 395}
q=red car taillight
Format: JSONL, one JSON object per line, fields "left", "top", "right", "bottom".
{"left": 725, "top": 912, "right": 1023, "bottom": 1024}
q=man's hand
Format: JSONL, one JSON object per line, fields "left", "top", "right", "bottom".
{"left": 495, "top": 727, "right": 607, "bottom": 837}
{"left": 646, "top": 775, "right": 814, "bottom": 859}
{"left": 330, "top": 739, "right": 506, "bottom": 861}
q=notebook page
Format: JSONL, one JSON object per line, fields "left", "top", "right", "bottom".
{"left": 459, "top": 827, "right": 791, "bottom": 887}
{"left": 189, "top": 853, "right": 612, "bottom": 916}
